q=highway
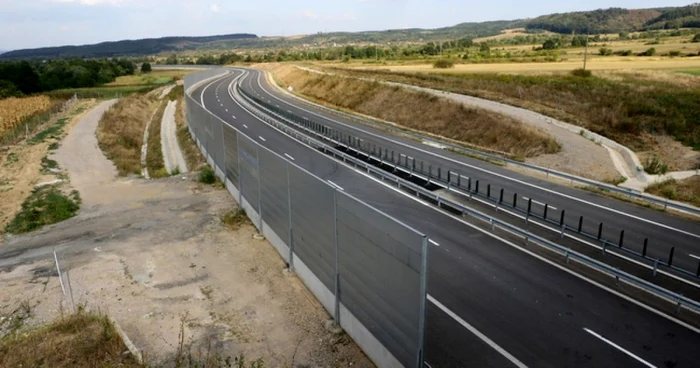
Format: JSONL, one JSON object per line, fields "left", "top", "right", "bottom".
{"left": 238, "top": 68, "right": 700, "bottom": 277}
{"left": 192, "top": 69, "right": 700, "bottom": 367}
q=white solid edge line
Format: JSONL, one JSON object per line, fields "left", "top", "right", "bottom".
{"left": 284, "top": 153, "right": 295, "bottom": 161}
{"left": 254, "top": 69, "right": 700, "bottom": 240}
{"left": 689, "top": 254, "right": 700, "bottom": 261}
{"left": 205, "top": 69, "right": 700, "bottom": 366}
{"left": 258, "top": 136, "right": 266, "bottom": 142}
{"left": 583, "top": 328, "right": 656, "bottom": 368}
{"left": 327, "top": 180, "right": 344, "bottom": 191}
{"left": 429, "top": 295, "right": 528, "bottom": 368}
{"left": 429, "top": 239, "right": 440, "bottom": 247}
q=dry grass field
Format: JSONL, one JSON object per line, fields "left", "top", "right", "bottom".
{"left": 268, "top": 64, "right": 560, "bottom": 158}
{"left": 106, "top": 70, "right": 192, "bottom": 87}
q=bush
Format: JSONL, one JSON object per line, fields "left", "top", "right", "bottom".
{"left": 141, "top": 62, "right": 152, "bottom": 73}
{"left": 433, "top": 59, "right": 455, "bottom": 69}
{"left": 693, "top": 34, "right": 700, "bottom": 43}
{"left": 643, "top": 155, "right": 668, "bottom": 175}
{"left": 599, "top": 47, "right": 613, "bottom": 56}
{"left": 614, "top": 50, "right": 633, "bottom": 56}
{"left": 198, "top": 166, "right": 216, "bottom": 184}
{"left": 669, "top": 50, "right": 681, "bottom": 57}
{"left": 570, "top": 68, "right": 592, "bottom": 78}
{"left": 638, "top": 48, "right": 656, "bottom": 57}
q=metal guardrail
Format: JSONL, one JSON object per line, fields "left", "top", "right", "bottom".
{"left": 262, "top": 74, "right": 700, "bottom": 218}
{"left": 240, "top": 80, "right": 700, "bottom": 281}
{"left": 236, "top": 82, "right": 700, "bottom": 316}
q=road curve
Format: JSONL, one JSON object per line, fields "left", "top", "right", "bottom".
{"left": 192, "top": 69, "right": 700, "bottom": 368}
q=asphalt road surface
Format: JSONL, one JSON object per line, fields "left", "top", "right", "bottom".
{"left": 192, "top": 69, "right": 700, "bottom": 368}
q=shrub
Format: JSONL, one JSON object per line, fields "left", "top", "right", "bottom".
{"left": 692, "top": 34, "right": 700, "bottom": 43}
{"left": 643, "top": 155, "right": 668, "bottom": 175}
{"left": 638, "top": 48, "right": 656, "bottom": 57}
{"left": 199, "top": 166, "right": 216, "bottom": 184}
{"left": 669, "top": 50, "right": 681, "bottom": 57}
{"left": 570, "top": 68, "right": 592, "bottom": 78}
{"left": 599, "top": 47, "right": 613, "bottom": 56}
{"left": 141, "top": 62, "right": 152, "bottom": 73}
{"left": 614, "top": 50, "right": 633, "bottom": 56}
{"left": 433, "top": 59, "right": 455, "bottom": 69}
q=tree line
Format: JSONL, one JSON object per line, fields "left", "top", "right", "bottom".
{"left": 0, "top": 59, "right": 136, "bottom": 98}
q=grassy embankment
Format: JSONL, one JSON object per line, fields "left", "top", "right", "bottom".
{"left": 146, "top": 100, "right": 168, "bottom": 178}
{"left": 646, "top": 177, "right": 700, "bottom": 207}
{"left": 270, "top": 65, "right": 560, "bottom": 158}
{"left": 171, "top": 85, "right": 206, "bottom": 170}
{"left": 97, "top": 94, "right": 158, "bottom": 176}
{"left": 318, "top": 66, "right": 700, "bottom": 153}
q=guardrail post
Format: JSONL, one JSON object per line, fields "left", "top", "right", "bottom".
{"left": 618, "top": 230, "right": 625, "bottom": 249}
{"left": 457, "top": 173, "right": 461, "bottom": 187}
{"left": 487, "top": 184, "right": 491, "bottom": 199}
{"left": 653, "top": 259, "right": 659, "bottom": 276}
{"left": 438, "top": 167, "right": 442, "bottom": 181}
{"left": 421, "top": 160, "right": 424, "bottom": 173}
{"left": 391, "top": 150, "right": 395, "bottom": 163}
{"left": 597, "top": 223, "right": 603, "bottom": 241}
{"left": 696, "top": 261, "right": 700, "bottom": 278}
{"left": 412, "top": 158, "right": 416, "bottom": 174}
{"left": 668, "top": 247, "right": 675, "bottom": 267}
{"left": 513, "top": 193, "right": 518, "bottom": 208}
{"left": 468, "top": 178, "right": 472, "bottom": 192}
{"left": 602, "top": 241, "right": 607, "bottom": 255}
{"left": 526, "top": 198, "right": 532, "bottom": 224}
{"left": 476, "top": 180, "right": 480, "bottom": 195}
{"left": 676, "top": 298, "right": 682, "bottom": 315}
{"left": 643, "top": 238, "right": 648, "bottom": 257}
{"left": 559, "top": 210, "right": 566, "bottom": 239}
{"left": 543, "top": 204, "right": 549, "bottom": 220}
{"left": 578, "top": 216, "right": 583, "bottom": 233}
{"left": 499, "top": 188, "right": 504, "bottom": 204}
{"left": 447, "top": 170, "right": 452, "bottom": 185}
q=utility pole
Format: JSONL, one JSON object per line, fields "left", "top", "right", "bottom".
{"left": 583, "top": 26, "right": 590, "bottom": 72}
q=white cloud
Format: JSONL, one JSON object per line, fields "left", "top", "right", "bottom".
{"left": 210, "top": 3, "right": 220, "bottom": 13}
{"left": 50, "top": 0, "right": 127, "bottom": 5}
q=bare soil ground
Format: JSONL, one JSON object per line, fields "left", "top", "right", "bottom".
{"left": 0, "top": 101, "right": 372, "bottom": 367}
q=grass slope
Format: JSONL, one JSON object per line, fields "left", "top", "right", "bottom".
{"left": 274, "top": 66, "right": 560, "bottom": 158}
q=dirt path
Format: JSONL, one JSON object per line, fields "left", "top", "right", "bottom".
{"left": 161, "top": 100, "right": 188, "bottom": 174}
{"left": 1, "top": 101, "right": 371, "bottom": 366}
{"left": 291, "top": 65, "right": 622, "bottom": 182}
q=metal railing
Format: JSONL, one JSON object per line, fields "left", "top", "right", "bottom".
{"left": 262, "top": 74, "right": 700, "bottom": 218}
{"left": 237, "top": 82, "right": 700, "bottom": 316}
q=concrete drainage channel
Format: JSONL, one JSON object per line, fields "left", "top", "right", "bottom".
{"left": 234, "top": 82, "right": 700, "bottom": 320}
{"left": 237, "top": 84, "right": 700, "bottom": 286}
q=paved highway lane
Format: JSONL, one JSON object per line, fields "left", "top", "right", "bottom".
{"left": 193, "top": 71, "right": 700, "bottom": 367}
{"left": 239, "top": 68, "right": 700, "bottom": 277}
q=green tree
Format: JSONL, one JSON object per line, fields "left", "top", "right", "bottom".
{"left": 693, "top": 34, "right": 700, "bottom": 43}
{"left": 479, "top": 43, "right": 490, "bottom": 53}
{"left": 141, "top": 62, "right": 152, "bottom": 73}
{"left": 165, "top": 54, "right": 179, "bottom": 65}
{"left": 542, "top": 39, "right": 560, "bottom": 50}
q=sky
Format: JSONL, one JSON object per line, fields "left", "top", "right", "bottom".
{"left": 0, "top": 0, "right": 694, "bottom": 51}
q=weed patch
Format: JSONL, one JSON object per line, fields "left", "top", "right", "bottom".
{"left": 0, "top": 310, "right": 141, "bottom": 367}
{"left": 643, "top": 155, "right": 669, "bottom": 175}
{"left": 221, "top": 209, "right": 249, "bottom": 229}
{"left": 199, "top": 166, "right": 216, "bottom": 185}
{"left": 5, "top": 185, "right": 80, "bottom": 234}
{"left": 28, "top": 118, "right": 69, "bottom": 145}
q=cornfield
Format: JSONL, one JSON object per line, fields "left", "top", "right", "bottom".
{"left": 0, "top": 96, "right": 51, "bottom": 133}
{"left": 0, "top": 95, "right": 73, "bottom": 146}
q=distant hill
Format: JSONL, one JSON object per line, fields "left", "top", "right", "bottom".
{"left": 525, "top": 4, "right": 700, "bottom": 34}
{"left": 2, "top": 4, "right": 698, "bottom": 59}
{"left": 0, "top": 34, "right": 257, "bottom": 60}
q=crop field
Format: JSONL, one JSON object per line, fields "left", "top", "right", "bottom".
{"left": 0, "top": 96, "right": 51, "bottom": 139}
{"left": 106, "top": 70, "right": 192, "bottom": 86}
